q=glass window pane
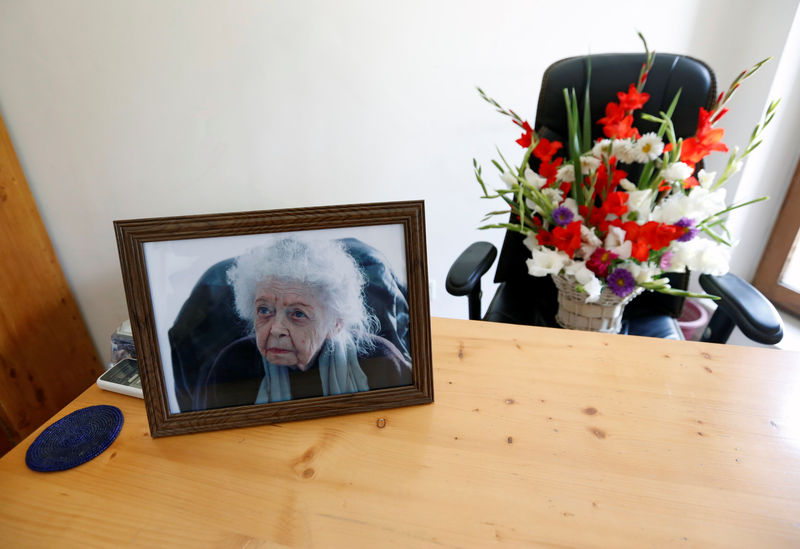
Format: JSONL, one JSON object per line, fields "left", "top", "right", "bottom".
{"left": 779, "top": 229, "right": 800, "bottom": 292}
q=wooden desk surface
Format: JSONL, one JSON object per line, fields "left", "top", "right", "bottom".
{"left": 2, "top": 317, "right": 800, "bottom": 548}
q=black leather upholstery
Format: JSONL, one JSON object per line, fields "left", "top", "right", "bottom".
{"left": 699, "top": 273, "right": 783, "bottom": 344}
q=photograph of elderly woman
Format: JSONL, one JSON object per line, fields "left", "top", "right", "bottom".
{"left": 144, "top": 225, "right": 412, "bottom": 413}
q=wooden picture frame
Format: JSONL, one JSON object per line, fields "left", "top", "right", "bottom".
{"left": 114, "top": 200, "right": 433, "bottom": 437}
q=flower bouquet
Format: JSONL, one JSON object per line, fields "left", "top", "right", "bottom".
{"left": 474, "top": 35, "right": 778, "bottom": 331}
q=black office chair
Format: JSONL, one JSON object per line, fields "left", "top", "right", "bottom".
{"left": 448, "top": 53, "right": 783, "bottom": 345}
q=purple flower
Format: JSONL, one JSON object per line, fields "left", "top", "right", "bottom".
{"left": 607, "top": 268, "right": 636, "bottom": 297}
{"left": 675, "top": 217, "right": 699, "bottom": 242}
{"left": 552, "top": 205, "right": 574, "bottom": 227}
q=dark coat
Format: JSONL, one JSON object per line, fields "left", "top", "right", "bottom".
{"left": 196, "top": 334, "right": 412, "bottom": 410}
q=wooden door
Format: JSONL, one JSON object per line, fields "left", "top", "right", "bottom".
{"left": 0, "top": 112, "right": 103, "bottom": 455}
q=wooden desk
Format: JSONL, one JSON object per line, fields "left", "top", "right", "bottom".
{"left": 2, "top": 317, "right": 800, "bottom": 548}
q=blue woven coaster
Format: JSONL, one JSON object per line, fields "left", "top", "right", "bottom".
{"left": 26, "top": 405, "right": 124, "bottom": 472}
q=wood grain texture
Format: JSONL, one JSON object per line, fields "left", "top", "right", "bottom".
{"left": 114, "top": 201, "right": 432, "bottom": 436}
{"left": 753, "top": 155, "right": 800, "bottom": 315}
{"left": 0, "top": 112, "right": 102, "bottom": 452}
{"left": 2, "top": 317, "right": 800, "bottom": 548}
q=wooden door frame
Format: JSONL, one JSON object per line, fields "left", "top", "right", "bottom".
{"left": 753, "top": 154, "right": 800, "bottom": 316}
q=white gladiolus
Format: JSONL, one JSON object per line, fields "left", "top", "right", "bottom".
{"left": 557, "top": 164, "right": 575, "bottom": 182}
{"left": 524, "top": 167, "right": 547, "bottom": 190}
{"left": 619, "top": 178, "right": 637, "bottom": 192}
{"left": 603, "top": 226, "right": 633, "bottom": 259}
{"left": 627, "top": 261, "right": 659, "bottom": 283}
{"left": 580, "top": 156, "right": 601, "bottom": 174}
{"left": 582, "top": 277, "right": 603, "bottom": 302}
{"left": 611, "top": 240, "right": 632, "bottom": 260}
{"left": 604, "top": 225, "right": 627, "bottom": 249}
{"left": 562, "top": 197, "right": 580, "bottom": 218}
{"left": 661, "top": 162, "right": 693, "bottom": 182}
{"left": 542, "top": 187, "right": 562, "bottom": 206}
{"left": 673, "top": 239, "right": 731, "bottom": 276}
{"left": 526, "top": 248, "right": 569, "bottom": 277}
{"left": 581, "top": 224, "right": 602, "bottom": 247}
{"left": 652, "top": 187, "right": 727, "bottom": 225}
{"left": 579, "top": 243, "right": 597, "bottom": 260}
{"left": 522, "top": 233, "right": 538, "bottom": 252}
{"left": 565, "top": 261, "right": 602, "bottom": 302}
{"left": 627, "top": 189, "right": 653, "bottom": 222}
{"left": 500, "top": 171, "right": 517, "bottom": 188}
{"left": 604, "top": 224, "right": 632, "bottom": 259}
{"left": 579, "top": 225, "right": 601, "bottom": 259}
{"left": 698, "top": 169, "right": 716, "bottom": 189}
{"left": 592, "top": 138, "right": 633, "bottom": 162}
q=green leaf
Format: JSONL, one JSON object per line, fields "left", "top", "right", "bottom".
{"left": 581, "top": 57, "right": 592, "bottom": 151}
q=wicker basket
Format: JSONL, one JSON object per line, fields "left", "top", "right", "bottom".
{"left": 551, "top": 273, "right": 643, "bottom": 333}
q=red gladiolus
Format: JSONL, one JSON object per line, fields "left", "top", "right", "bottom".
{"left": 680, "top": 107, "right": 729, "bottom": 169}
{"left": 581, "top": 205, "right": 613, "bottom": 235}
{"left": 617, "top": 84, "right": 650, "bottom": 111}
{"left": 550, "top": 221, "right": 583, "bottom": 258}
{"left": 539, "top": 157, "right": 564, "bottom": 185}
{"left": 621, "top": 221, "right": 683, "bottom": 261}
{"left": 514, "top": 120, "right": 534, "bottom": 148}
{"left": 536, "top": 229, "right": 553, "bottom": 247}
{"left": 601, "top": 191, "right": 629, "bottom": 217}
{"left": 532, "top": 138, "right": 563, "bottom": 162}
{"left": 593, "top": 159, "right": 628, "bottom": 199}
{"left": 639, "top": 65, "right": 650, "bottom": 87}
{"left": 682, "top": 176, "right": 700, "bottom": 189}
{"left": 631, "top": 241, "right": 651, "bottom": 262}
{"left": 597, "top": 86, "right": 646, "bottom": 140}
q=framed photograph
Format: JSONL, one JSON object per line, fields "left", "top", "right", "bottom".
{"left": 114, "top": 200, "right": 433, "bottom": 437}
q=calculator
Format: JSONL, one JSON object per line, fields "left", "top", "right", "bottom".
{"left": 96, "top": 358, "right": 143, "bottom": 399}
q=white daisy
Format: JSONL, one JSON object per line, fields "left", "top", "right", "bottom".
{"left": 631, "top": 132, "right": 664, "bottom": 163}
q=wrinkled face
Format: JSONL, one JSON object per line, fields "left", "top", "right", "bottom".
{"left": 253, "top": 278, "right": 332, "bottom": 371}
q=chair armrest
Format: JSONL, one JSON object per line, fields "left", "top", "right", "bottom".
{"left": 446, "top": 242, "right": 497, "bottom": 296}
{"left": 446, "top": 242, "right": 498, "bottom": 320}
{"left": 698, "top": 273, "right": 784, "bottom": 345}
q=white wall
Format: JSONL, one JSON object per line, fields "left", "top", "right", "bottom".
{"left": 1, "top": 0, "right": 798, "bottom": 364}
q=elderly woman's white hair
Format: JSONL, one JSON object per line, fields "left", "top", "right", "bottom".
{"left": 227, "top": 236, "right": 377, "bottom": 352}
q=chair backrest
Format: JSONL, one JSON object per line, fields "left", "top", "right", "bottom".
{"left": 493, "top": 52, "right": 716, "bottom": 320}
{"left": 168, "top": 238, "right": 411, "bottom": 412}
{"left": 535, "top": 53, "right": 715, "bottom": 143}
